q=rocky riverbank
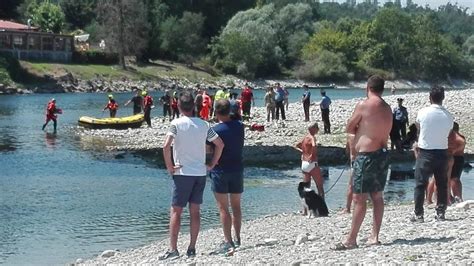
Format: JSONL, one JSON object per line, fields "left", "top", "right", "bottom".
{"left": 80, "top": 201, "right": 474, "bottom": 265}
{"left": 76, "top": 88, "right": 474, "bottom": 165}
{"left": 1, "top": 66, "right": 472, "bottom": 95}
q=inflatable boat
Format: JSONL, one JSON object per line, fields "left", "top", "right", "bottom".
{"left": 78, "top": 114, "right": 144, "bottom": 129}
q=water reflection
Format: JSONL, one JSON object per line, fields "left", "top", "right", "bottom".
{"left": 0, "top": 134, "right": 18, "bottom": 152}
{"left": 44, "top": 132, "right": 57, "bottom": 148}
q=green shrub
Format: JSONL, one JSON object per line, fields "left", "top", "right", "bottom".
{"left": 0, "top": 53, "right": 29, "bottom": 83}
{"left": 296, "top": 50, "right": 348, "bottom": 81}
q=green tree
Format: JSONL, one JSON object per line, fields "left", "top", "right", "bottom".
{"left": 211, "top": 5, "right": 282, "bottom": 78}
{"left": 159, "top": 12, "right": 206, "bottom": 62}
{"left": 436, "top": 3, "right": 474, "bottom": 46}
{"left": 463, "top": 35, "right": 474, "bottom": 56}
{"left": 96, "top": 0, "right": 149, "bottom": 69}
{"left": 274, "top": 3, "right": 313, "bottom": 64}
{"left": 411, "top": 13, "right": 465, "bottom": 79}
{"left": 296, "top": 50, "right": 348, "bottom": 81}
{"left": 367, "top": 8, "right": 414, "bottom": 71}
{"left": 145, "top": 0, "right": 169, "bottom": 59}
{"left": 60, "top": 0, "right": 96, "bottom": 29}
{"left": 302, "top": 28, "right": 351, "bottom": 58}
{"left": 30, "top": 1, "right": 65, "bottom": 33}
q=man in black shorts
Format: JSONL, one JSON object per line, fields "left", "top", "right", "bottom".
{"left": 124, "top": 90, "right": 143, "bottom": 115}
{"left": 209, "top": 99, "right": 245, "bottom": 254}
{"left": 449, "top": 122, "right": 466, "bottom": 202}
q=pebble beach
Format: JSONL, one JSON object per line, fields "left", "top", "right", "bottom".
{"left": 82, "top": 202, "right": 474, "bottom": 264}
{"left": 77, "top": 88, "right": 474, "bottom": 265}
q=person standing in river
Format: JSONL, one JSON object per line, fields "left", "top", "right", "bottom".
{"left": 209, "top": 99, "right": 245, "bottom": 254}
{"left": 302, "top": 85, "right": 311, "bottom": 122}
{"left": 411, "top": 86, "right": 453, "bottom": 222}
{"left": 334, "top": 75, "right": 392, "bottom": 250}
{"left": 103, "top": 94, "right": 118, "bottom": 118}
{"left": 161, "top": 92, "right": 224, "bottom": 260}
{"left": 319, "top": 91, "right": 332, "bottom": 134}
{"left": 42, "top": 98, "right": 61, "bottom": 132}
{"left": 124, "top": 89, "right": 143, "bottom": 115}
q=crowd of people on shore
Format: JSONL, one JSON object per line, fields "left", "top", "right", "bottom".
{"left": 40, "top": 77, "right": 468, "bottom": 259}
{"left": 154, "top": 75, "right": 467, "bottom": 259}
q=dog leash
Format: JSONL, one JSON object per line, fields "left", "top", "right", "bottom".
{"left": 324, "top": 159, "right": 351, "bottom": 195}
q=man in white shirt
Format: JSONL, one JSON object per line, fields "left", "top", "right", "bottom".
{"left": 161, "top": 92, "right": 224, "bottom": 260}
{"left": 412, "top": 86, "right": 453, "bottom": 222}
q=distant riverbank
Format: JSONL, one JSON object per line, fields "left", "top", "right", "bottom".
{"left": 0, "top": 60, "right": 472, "bottom": 95}
{"left": 2, "top": 78, "right": 472, "bottom": 95}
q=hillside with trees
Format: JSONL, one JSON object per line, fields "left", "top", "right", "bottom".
{"left": 1, "top": 0, "right": 473, "bottom": 83}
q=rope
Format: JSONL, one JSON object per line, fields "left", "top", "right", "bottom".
{"left": 324, "top": 159, "right": 351, "bottom": 195}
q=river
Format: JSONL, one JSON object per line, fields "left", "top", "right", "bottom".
{"left": 0, "top": 90, "right": 472, "bottom": 265}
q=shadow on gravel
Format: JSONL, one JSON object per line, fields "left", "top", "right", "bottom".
{"left": 388, "top": 236, "right": 455, "bottom": 246}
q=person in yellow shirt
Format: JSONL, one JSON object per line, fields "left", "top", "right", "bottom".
{"left": 213, "top": 87, "right": 230, "bottom": 118}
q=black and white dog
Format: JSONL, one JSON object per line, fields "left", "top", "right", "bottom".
{"left": 298, "top": 181, "right": 329, "bottom": 218}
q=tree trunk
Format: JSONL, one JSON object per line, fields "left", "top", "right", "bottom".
{"left": 118, "top": 0, "right": 126, "bottom": 69}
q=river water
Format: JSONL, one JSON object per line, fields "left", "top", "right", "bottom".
{"left": 0, "top": 89, "right": 472, "bottom": 265}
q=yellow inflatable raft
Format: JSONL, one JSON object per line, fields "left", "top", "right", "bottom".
{"left": 78, "top": 114, "right": 144, "bottom": 129}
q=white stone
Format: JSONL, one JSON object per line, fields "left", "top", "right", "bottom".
{"left": 264, "top": 238, "right": 278, "bottom": 245}
{"left": 101, "top": 250, "right": 117, "bottom": 258}
{"left": 455, "top": 200, "right": 474, "bottom": 210}
{"left": 295, "top": 234, "right": 308, "bottom": 245}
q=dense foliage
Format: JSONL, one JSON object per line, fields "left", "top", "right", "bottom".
{"left": 1, "top": 0, "right": 473, "bottom": 81}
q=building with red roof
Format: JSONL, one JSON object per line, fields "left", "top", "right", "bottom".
{"left": 0, "top": 20, "right": 73, "bottom": 62}
{"left": 0, "top": 20, "right": 38, "bottom": 31}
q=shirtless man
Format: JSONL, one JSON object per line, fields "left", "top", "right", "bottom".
{"left": 295, "top": 122, "right": 324, "bottom": 198}
{"left": 334, "top": 75, "right": 392, "bottom": 250}
{"left": 449, "top": 122, "right": 466, "bottom": 201}
{"left": 426, "top": 122, "right": 466, "bottom": 204}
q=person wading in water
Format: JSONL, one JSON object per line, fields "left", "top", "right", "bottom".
{"left": 42, "top": 98, "right": 62, "bottom": 132}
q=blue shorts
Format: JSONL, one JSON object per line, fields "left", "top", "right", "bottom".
{"left": 172, "top": 175, "right": 206, "bottom": 207}
{"left": 210, "top": 170, "right": 244, "bottom": 194}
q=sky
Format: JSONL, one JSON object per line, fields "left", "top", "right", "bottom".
{"left": 330, "top": 0, "right": 474, "bottom": 11}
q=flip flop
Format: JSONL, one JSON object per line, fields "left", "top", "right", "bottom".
{"left": 332, "top": 242, "right": 358, "bottom": 251}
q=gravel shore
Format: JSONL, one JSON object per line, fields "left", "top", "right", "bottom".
{"left": 76, "top": 88, "right": 474, "bottom": 160}
{"left": 81, "top": 201, "right": 474, "bottom": 264}
{"left": 77, "top": 88, "right": 474, "bottom": 265}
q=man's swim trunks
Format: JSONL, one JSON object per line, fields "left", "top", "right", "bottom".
{"left": 451, "top": 155, "right": 464, "bottom": 179}
{"left": 352, "top": 148, "right": 389, "bottom": 194}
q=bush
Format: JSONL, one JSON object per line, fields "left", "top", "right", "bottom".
{"left": 353, "top": 62, "right": 396, "bottom": 80}
{"left": 296, "top": 50, "right": 348, "bottom": 81}
{"left": 0, "top": 53, "right": 45, "bottom": 84}
{"left": 72, "top": 50, "right": 119, "bottom": 65}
